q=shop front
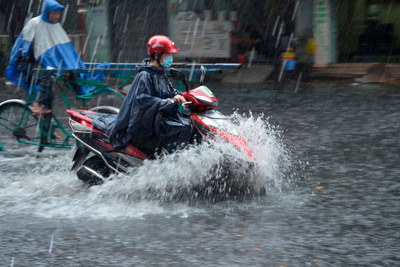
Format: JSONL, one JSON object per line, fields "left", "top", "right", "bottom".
{"left": 168, "top": 0, "right": 298, "bottom": 64}
{"left": 338, "top": 0, "right": 400, "bottom": 63}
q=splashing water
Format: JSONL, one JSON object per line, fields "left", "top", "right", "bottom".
{"left": 231, "top": 111, "right": 295, "bottom": 190}
{"left": 91, "top": 112, "right": 295, "bottom": 201}
{"left": 0, "top": 113, "right": 297, "bottom": 219}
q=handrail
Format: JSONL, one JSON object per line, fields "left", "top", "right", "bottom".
{"left": 84, "top": 62, "right": 241, "bottom": 69}
{"left": 32, "top": 68, "right": 222, "bottom": 75}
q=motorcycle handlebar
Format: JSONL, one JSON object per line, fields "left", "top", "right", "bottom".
{"left": 158, "top": 98, "right": 178, "bottom": 111}
{"left": 182, "top": 101, "right": 192, "bottom": 108}
{"left": 158, "top": 99, "right": 193, "bottom": 111}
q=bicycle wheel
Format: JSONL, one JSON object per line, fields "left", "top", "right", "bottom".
{"left": 0, "top": 100, "right": 39, "bottom": 151}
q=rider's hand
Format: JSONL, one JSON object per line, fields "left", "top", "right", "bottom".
{"left": 173, "top": 94, "right": 186, "bottom": 105}
{"left": 62, "top": 72, "right": 74, "bottom": 81}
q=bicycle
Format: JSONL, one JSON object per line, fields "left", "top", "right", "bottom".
{"left": 0, "top": 69, "right": 126, "bottom": 152}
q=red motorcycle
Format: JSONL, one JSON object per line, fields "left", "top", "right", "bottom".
{"left": 67, "top": 69, "right": 254, "bottom": 187}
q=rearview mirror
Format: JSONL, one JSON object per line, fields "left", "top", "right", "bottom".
{"left": 169, "top": 68, "right": 189, "bottom": 92}
{"left": 169, "top": 68, "right": 185, "bottom": 80}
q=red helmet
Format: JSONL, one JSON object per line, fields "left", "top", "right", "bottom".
{"left": 147, "top": 35, "right": 179, "bottom": 56}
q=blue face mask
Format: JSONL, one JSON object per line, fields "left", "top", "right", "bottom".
{"left": 161, "top": 55, "right": 173, "bottom": 68}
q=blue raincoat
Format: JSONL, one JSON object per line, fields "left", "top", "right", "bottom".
{"left": 5, "top": 0, "right": 85, "bottom": 92}
{"left": 107, "top": 63, "right": 192, "bottom": 152}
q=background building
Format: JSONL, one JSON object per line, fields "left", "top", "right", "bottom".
{"left": 0, "top": 0, "right": 399, "bottom": 75}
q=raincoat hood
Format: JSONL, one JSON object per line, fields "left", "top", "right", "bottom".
{"left": 138, "top": 61, "right": 166, "bottom": 76}
{"left": 41, "top": 0, "right": 64, "bottom": 23}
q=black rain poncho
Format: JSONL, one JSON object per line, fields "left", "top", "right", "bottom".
{"left": 107, "top": 63, "right": 192, "bottom": 152}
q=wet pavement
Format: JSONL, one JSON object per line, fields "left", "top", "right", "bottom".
{"left": 0, "top": 78, "right": 399, "bottom": 266}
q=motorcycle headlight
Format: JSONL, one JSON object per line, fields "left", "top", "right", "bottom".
{"left": 197, "top": 115, "right": 239, "bottom": 136}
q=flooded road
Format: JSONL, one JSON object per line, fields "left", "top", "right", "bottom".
{"left": 0, "top": 80, "right": 399, "bottom": 266}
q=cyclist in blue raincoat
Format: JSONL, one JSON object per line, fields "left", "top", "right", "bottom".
{"left": 107, "top": 35, "right": 193, "bottom": 154}
{"left": 5, "top": 0, "right": 85, "bottom": 115}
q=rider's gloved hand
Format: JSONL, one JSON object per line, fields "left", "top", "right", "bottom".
{"left": 173, "top": 94, "right": 186, "bottom": 105}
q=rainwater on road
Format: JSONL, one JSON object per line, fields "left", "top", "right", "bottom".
{"left": 0, "top": 80, "right": 399, "bottom": 266}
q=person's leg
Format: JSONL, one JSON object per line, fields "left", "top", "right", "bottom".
{"left": 35, "top": 72, "right": 53, "bottom": 109}
{"left": 15, "top": 60, "right": 49, "bottom": 114}
{"left": 33, "top": 72, "right": 62, "bottom": 138}
{"left": 31, "top": 71, "right": 53, "bottom": 115}
{"left": 160, "top": 122, "right": 193, "bottom": 154}
{"left": 17, "top": 63, "right": 61, "bottom": 138}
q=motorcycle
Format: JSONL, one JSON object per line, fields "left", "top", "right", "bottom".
{"left": 67, "top": 68, "right": 254, "bottom": 188}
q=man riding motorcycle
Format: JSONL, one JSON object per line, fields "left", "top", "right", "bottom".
{"left": 106, "top": 35, "right": 193, "bottom": 154}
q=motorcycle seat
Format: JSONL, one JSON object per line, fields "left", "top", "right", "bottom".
{"left": 91, "top": 114, "right": 117, "bottom": 134}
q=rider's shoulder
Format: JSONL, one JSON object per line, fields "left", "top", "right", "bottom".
{"left": 139, "top": 64, "right": 164, "bottom": 75}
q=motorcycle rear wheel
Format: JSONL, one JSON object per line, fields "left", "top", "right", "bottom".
{"left": 77, "top": 155, "right": 111, "bottom": 185}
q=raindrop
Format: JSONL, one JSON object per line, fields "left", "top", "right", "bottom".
{"left": 143, "top": 6, "right": 149, "bottom": 26}
{"left": 295, "top": 72, "right": 302, "bottom": 92}
{"left": 35, "top": 114, "right": 41, "bottom": 136}
{"left": 184, "top": 24, "right": 192, "bottom": 44}
{"left": 117, "top": 50, "right": 122, "bottom": 63}
{"left": 101, "top": 27, "right": 108, "bottom": 46}
{"left": 33, "top": 64, "right": 41, "bottom": 84}
{"left": 248, "top": 47, "right": 255, "bottom": 68}
{"left": 27, "top": 0, "right": 33, "bottom": 14}
{"left": 90, "top": 36, "right": 101, "bottom": 62}
{"left": 272, "top": 15, "right": 280, "bottom": 36}
{"left": 90, "top": 60, "right": 97, "bottom": 76}
{"left": 61, "top": 4, "right": 69, "bottom": 25}
{"left": 37, "top": 0, "right": 43, "bottom": 13}
{"left": 48, "top": 233, "right": 54, "bottom": 254}
{"left": 56, "top": 59, "right": 63, "bottom": 76}
{"left": 6, "top": 5, "right": 15, "bottom": 33}
{"left": 278, "top": 60, "right": 287, "bottom": 82}
{"left": 75, "top": 52, "right": 81, "bottom": 68}
{"left": 275, "top": 23, "right": 284, "bottom": 48}
{"left": 113, "top": 6, "right": 119, "bottom": 24}
{"left": 190, "top": 18, "right": 200, "bottom": 49}
{"left": 123, "top": 15, "right": 130, "bottom": 33}
{"left": 83, "top": 21, "right": 93, "bottom": 56}
{"left": 17, "top": 72, "right": 23, "bottom": 89}
{"left": 201, "top": 19, "right": 207, "bottom": 38}
{"left": 188, "top": 61, "right": 196, "bottom": 82}
{"left": 96, "top": 95, "right": 103, "bottom": 106}
{"left": 292, "top": 0, "right": 300, "bottom": 21}
{"left": 24, "top": 13, "right": 33, "bottom": 26}
{"left": 286, "top": 32, "right": 294, "bottom": 50}
{"left": 28, "top": 75, "right": 35, "bottom": 94}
